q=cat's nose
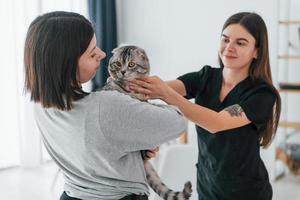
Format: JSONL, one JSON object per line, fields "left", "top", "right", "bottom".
{"left": 121, "top": 71, "right": 126, "bottom": 75}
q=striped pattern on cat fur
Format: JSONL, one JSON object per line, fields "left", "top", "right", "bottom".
{"left": 144, "top": 161, "right": 192, "bottom": 200}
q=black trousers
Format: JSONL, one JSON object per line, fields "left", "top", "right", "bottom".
{"left": 60, "top": 192, "right": 81, "bottom": 200}
{"left": 60, "top": 191, "right": 148, "bottom": 200}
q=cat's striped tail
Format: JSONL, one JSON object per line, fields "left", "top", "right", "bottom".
{"left": 144, "top": 161, "right": 192, "bottom": 200}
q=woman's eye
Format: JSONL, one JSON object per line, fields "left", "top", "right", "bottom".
{"left": 128, "top": 62, "right": 135, "bottom": 68}
{"left": 237, "top": 41, "right": 246, "bottom": 46}
{"left": 91, "top": 53, "right": 96, "bottom": 58}
{"left": 221, "top": 38, "right": 229, "bottom": 43}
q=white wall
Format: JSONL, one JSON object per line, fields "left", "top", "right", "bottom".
{"left": 116, "top": 0, "right": 278, "bottom": 80}
{"left": 115, "top": 0, "right": 297, "bottom": 182}
{"left": 0, "top": 0, "right": 90, "bottom": 168}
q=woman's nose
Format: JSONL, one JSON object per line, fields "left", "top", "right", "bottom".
{"left": 225, "top": 42, "right": 235, "bottom": 51}
{"left": 96, "top": 48, "right": 106, "bottom": 61}
{"left": 99, "top": 49, "right": 106, "bottom": 59}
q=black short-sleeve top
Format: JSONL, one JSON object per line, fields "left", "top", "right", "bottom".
{"left": 177, "top": 65, "right": 276, "bottom": 200}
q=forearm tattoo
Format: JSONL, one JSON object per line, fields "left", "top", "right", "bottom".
{"left": 224, "top": 104, "right": 244, "bottom": 117}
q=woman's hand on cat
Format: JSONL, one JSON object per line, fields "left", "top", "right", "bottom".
{"left": 129, "top": 76, "right": 172, "bottom": 100}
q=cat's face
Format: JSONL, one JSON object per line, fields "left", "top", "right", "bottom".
{"left": 108, "top": 46, "right": 150, "bottom": 81}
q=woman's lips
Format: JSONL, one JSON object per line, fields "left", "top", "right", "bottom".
{"left": 224, "top": 55, "right": 237, "bottom": 59}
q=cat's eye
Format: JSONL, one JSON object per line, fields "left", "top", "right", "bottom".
{"left": 128, "top": 62, "right": 135, "bottom": 68}
{"left": 113, "top": 61, "right": 122, "bottom": 69}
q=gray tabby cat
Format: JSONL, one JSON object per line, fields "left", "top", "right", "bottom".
{"left": 102, "top": 45, "right": 192, "bottom": 200}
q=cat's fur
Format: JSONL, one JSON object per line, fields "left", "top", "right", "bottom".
{"left": 102, "top": 45, "right": 192, "bottom": 200}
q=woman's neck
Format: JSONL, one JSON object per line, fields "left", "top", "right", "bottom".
{"left": 222, "top": 67, "right": 249, "bottom": 88}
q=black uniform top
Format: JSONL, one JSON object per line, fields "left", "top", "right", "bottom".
{"left": 177, "top": 66, "right": 276, "bottom": 200}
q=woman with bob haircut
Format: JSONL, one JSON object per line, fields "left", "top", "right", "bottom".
{"left": 24, "top": 11, "right": 187, "bottom": 200}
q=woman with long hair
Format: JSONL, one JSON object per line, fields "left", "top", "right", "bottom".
{"left": 130, "top": 12, "right": 281, "bottom": 200}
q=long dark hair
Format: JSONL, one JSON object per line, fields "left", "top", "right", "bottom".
{"left": 218, "top": 12, "right": 281, "bottom": 148}
{"left": 24, "top": 11, "right": 94, "bottom": 110}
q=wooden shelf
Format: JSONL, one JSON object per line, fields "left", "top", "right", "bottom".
{"left": 279, "top": 89, "right": 300, "bottom": 93}
{"left": 278, "top": 55, "right": 300, "bottom": 60}
{"left": 279, "top": 121, "right": 300, "bottom": 129}
{"left": 279, "top": 20, "right": 300, "bottom": 25}
{"left": 279, "top": 82, "right": 300, "bottom": 90}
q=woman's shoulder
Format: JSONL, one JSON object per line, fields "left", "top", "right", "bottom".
{"left": 179, "top": 65, "right": 220, "bottom": 79}
{"left": 200, "top": 65, "right": 220, "bottom": 72}
{"left": 90, "top": 90, "right": 135, "bottom": 104}
{"left": 250, "top": 79, "right": 274, "bottom": 91}
{"left": 198, "top": 65, "right": 222, "bottom": 79}
{"left": 239, "top": 78, "right": 276, "bottom": 98}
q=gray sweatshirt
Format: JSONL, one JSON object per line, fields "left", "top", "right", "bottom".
{"left": 33, "top": 90, "right": 187, "bottom": 200}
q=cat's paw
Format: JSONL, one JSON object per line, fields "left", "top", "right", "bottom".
{"left": 182, "top": 181, "right": 192, "bottom": 199}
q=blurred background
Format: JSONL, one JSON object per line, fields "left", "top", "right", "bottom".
{"left": 1, "top": 0, "right": 300, "bottom": 199}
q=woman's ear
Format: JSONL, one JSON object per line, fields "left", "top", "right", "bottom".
{"left": 253, "top": 48, "right": 258, "bottom": 59}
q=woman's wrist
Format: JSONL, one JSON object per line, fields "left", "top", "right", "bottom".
{"left": 163, "top": 86, "right": 180, "bottom": 105}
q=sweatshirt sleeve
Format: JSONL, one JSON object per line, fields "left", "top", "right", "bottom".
{"left": 98, "top": 91, "right": 187, "bottom": 153}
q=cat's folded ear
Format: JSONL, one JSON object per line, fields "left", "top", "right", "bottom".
{"left": 111, "top": 48, "right": 118, "bottom": 54}
{"left": 135, "top": 48, "right": 149, "bottom": 61}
